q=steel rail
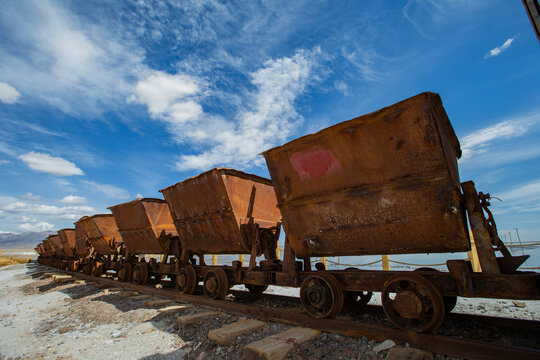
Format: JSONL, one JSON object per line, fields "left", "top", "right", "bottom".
{"left": 44, "top": 267, "right": 540, "bottom": 360}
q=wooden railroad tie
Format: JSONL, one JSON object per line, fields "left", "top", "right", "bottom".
{"left": 102, "top": 288, "right": 123, "bottom": 295}
{"left": 157, "top": 304, "right": 192, "bottom": 314}
{"left": 208, "top": 319, "right": 266, "bottom": 346}
{"left": 176, "top": 311, "right": 222, "bottom": 330}
{"left": 143, "top": 298, "right": 176, "bottom": 307}
{"left": 243, "top": 327, "right": 320, "bottom": 360}
{"left": 116, "top": 291, "right": 139, "bottom": 297}
{"left": 129, "top": 294, "right": 153, "bottom": 300}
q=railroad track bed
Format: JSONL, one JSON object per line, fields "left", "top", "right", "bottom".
{"left": 3, "top": 263, "right": 537, "bottom": 360}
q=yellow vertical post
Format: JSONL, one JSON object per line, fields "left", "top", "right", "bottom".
{"left": 239, "top": 254, "right": 245, "bottom": 267}
{"left": 321, "top": 256, "right": 327, "bottom": 269}
{"left": 467, "top": 230, "right": 482, "bottom": 272}
{"left": 382, "top": 255, "right": 390, "bottom": 271}
{"left": 212, "top": 254, "right": 217, "bottom": 266}
{"left": 276, "top": 243, "right": 281, "bottom": 260}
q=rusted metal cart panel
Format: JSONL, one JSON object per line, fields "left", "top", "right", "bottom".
{"left": 74, "top": 223, "right": 90, "bottom": 257}
{"left": 58, "top": 228, "right": 76, "bottom": 258}
{"left": 263, "top": 92, "right": 469, "bottom": 258}
{"left": 47, "top": 234, "right": 65, "bottom": 256}
{"left": 42, "top": 239, "right": 55, "bottom": 257}
{"left": 160, "top": 168, "right": 281, "bottom": 255}
{"left": 75, "top": 215, "right": 122, "bottom": 255}
{"left": 109, "top": 198, "right": 178, "bottom": 254}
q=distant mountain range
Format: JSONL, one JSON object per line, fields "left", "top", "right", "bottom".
{"left": 0, "top": 231, "right": 54, "bottom": 249}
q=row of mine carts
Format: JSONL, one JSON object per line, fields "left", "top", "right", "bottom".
{"left": 34, "top": 93, "right": 540, "bottom": 333}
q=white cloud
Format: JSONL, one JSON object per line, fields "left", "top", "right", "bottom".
{"left": 175, "top": 47, "right": 322, "bottom": 171}
{"left": 460, "top": 113, "right": 540, "bottom": 162}
{"left": 499, "top": 180, "right": 540, "bottom": 203}
{"left": 3, "top": 201, "right": 95, "bottom": 219}
{"left": 0, "top": 159, "right": 12, "bottom": 165}
{"left": 19, "top": 193, "right": 43, "bottom": 202}
{"left": 60, "top": 195, "right": 87, "bottom": 204}
{"left": 136, "top": 194, "right": 143, "bottom": 199}
{"left": 18, "top": 221, "right": 54, "bottom": 232}
{"left": 485, "top": 37, "right": 515, "bottom": 58}
{"left": 82, "top": 180, "right": 130, "bottom": 200}
{"left": 128, "top": 71, "right": 200, "bottom": 117}
{"left": 18, "top": 151, "right": 84, "bottom": 176}
{"left": 0, "top": 1, "right": 145, "bottom": 115}
{"left": 0, "top": 82, "right": 21, "bottom": 104}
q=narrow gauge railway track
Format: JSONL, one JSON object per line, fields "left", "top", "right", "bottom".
{"left": 43, "top": 266, "right": 540, "bottom": 360}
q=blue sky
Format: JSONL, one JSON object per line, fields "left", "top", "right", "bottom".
{"left": 0, "top": 0, "right": 539, "bottom": 254}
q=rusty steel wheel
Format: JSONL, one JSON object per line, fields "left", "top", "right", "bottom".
{"left": 381, "top": 273, "right": 445, "bottom": 333}
{"left": 413, "top": 267, "right": 457, "bottom": 314}
{"left": 300, "top": 273, "right": 344, "bottom": 319}
{"left": 118, "top": 263, "right": 132, "bottom": 282}
{"left": 203, "top": 268, "right": 229, "bottom": 300}
{"left": 176, "top": 266, "right": 197, "bottom": 294}
{"left": 245, "top": 284, "right": 268, "bottom": 295}
{"left": 132, "top": 263, "right": 149, "bottom": 285}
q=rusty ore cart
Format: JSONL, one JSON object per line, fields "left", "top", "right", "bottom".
{"left": 58, "top": 228, "right": 77, "bottom": 270}
{"left": 46, "top": 234, "right": 66, "bottom": 269}
{"left": 160, "top": 168, "right": 282, "bottom": 299}
{"left": 75, "top": 214, "right": 124, "bottom": 276}
{"left": 261, "top": 92, "right": 539, "bottom": 332}
{"left": 108, "top": 198, "right": 181, "bottom": 284}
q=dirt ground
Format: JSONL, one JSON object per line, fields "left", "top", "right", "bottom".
{"left": 1, "top": 263, "right": 539, "bottom": 360}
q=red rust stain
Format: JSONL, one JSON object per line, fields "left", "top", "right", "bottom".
{"left": 289, "top": 149, "right": 342, "bottom": 180}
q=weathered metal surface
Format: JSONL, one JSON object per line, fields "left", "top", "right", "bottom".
{"left": 47, "top": 234, "right": 65, "bottom": 256}
{"left": 58, "top": 229, "right": 76, "bottom": 258}
{"left": 75, "top": 215, "right": 122, "bottom": 255}
{"left": 160, "top": 168, "right": 281, "bottom": 254}
{"left": 74, "top": 222, "right": 90, "bottom": 257}
{"left": 108, "top": 198, "right": 177, "bottom": 255}
{"left": 42, "top": 239, "right": 55, "bottom": 257}
{"left": 262, "top": 92, "right": 469, "bottom": 258}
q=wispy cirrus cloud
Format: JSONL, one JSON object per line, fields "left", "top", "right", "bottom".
{"left": 18, "top": 221, "right": 54, "bottom": 232}
{"left": 3, "top": 201, "right": 95, "bottom": 220}
{"left": 484, "top": 37, "right": 515, "bottom": 59}
{"left": 176, "top": 47, "right": 322, "bottom": 171}
{"left": 60, "top": 195, "right": 87, "bottom": 204}
{"left": 0, "top": 82, "right": 20, "bottom": 104}
{"left": 82, "top": 180, "right": 129, "bottom": 200}
{"left": 0, "top": 0, "right": 145, "bottom": 116}
{"left": 460, "top": 112, "right": 540, "bottom": 163}
{"left": 18, "top": 152, "right": 84, "bottom": 176}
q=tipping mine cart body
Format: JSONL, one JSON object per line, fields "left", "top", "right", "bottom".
{"left": 108, "top": 198, "right": 178, "bottom": 255}
{"left": 73, "top": 223, "right": 90, "bottom": 257}
{"left": 75, "top": 214, "right": 123, "bottom": 276}
{"left": 160, "top": 168, "right": 281, "bottom": 262}
{"left": 263, "top": 92, "right": 468, "bottom": 258}
{"left": 75, "top": 215, "right": 122, "bottom": 256}
{"left": 47, "top": 234, "right": 65, "bottom": 257}
{"left": 58, "top": 229, "right": 76, "bottom": 258}
{"left": 108, "top": 198, "right": 182, "bottom": 284}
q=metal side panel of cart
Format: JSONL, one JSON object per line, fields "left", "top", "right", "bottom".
{"left": 262, "top": 92, "right": 469, "bottom": 258}
{"left": 75, "top": 215, "right": 120, "bottom": 255}
{"left": 58, "top": 228, "right": 76, "bottom": 258}
{"left": 109, "top": 198, "right": 177, "bottom": 254}
{"left": 47, "top": 234, "right": 65, "bottom": 256}
{"left": 74, "top": 222, "right": 90, "bottom": 257}
{"left": 160, "top": 168, "right": 281, "bottom": 255}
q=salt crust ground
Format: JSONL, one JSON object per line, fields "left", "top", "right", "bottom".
{"left": 1, "top": 263, "right": 539, "bottom": 360}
